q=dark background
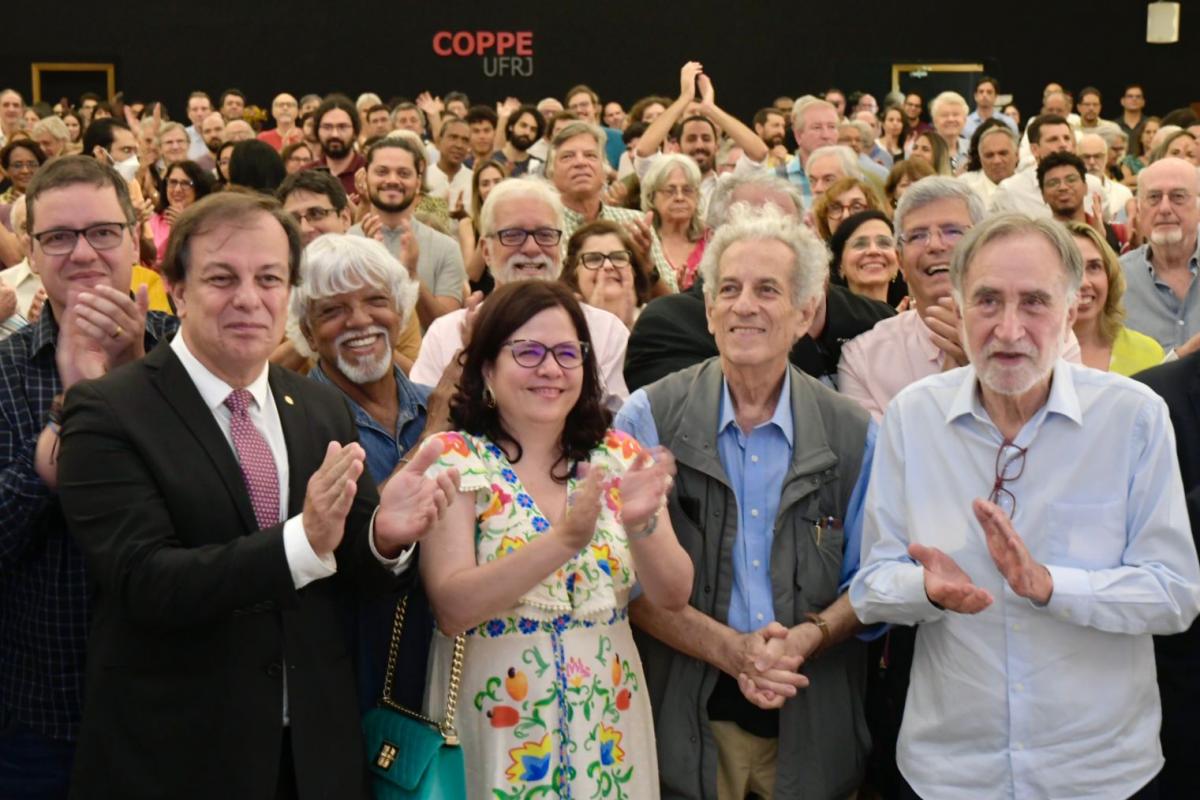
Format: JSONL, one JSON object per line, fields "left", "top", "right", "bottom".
{"left": 1, "top": 1, "right": 1195, "bottom": 124}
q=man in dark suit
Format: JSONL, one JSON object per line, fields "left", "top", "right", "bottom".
{"left": 1135, "top": 353, "right": 1200, "bottom": 800}
{"left": 57, "top": 191, "right": 456, "bottom": 799}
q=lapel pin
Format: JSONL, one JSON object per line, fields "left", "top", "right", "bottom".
{"left": 284, "top": 395, "right": 295, "bottom": 405}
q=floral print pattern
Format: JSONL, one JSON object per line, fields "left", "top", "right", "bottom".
{"left": 423, "top": 430, "right": 658, "bottom": 799}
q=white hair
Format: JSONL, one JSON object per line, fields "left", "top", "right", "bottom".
{"left": 699, "top": 203, "right": 829, "bottom": 306}
{"left": 288, "top": 233, "right": 418, "bottom": 358}
{"left": 355, "top": 93, "right": 382, "bottom": 111}
{"left": 478, "top": 176, "right": 565, "bottom": 237}
{"left": 930, "top": 91, "right": 969, "bottom": 117}
{"left": 791, "top": 96, "right": 833, "bottom": 130}
{"left": 31, "top": 115, "right": 69, "bottom": 144}
{"left": 705, "top": 172, "right": 804, "bottom": 228}
{"left": 804, "top": 145, "right": 863, "bottom": 181}
{"left": 949, "top": 213, "right": 1082, "bottom": 306}
{"left": 894, "top": 175, "right": 986, "bottom": 239}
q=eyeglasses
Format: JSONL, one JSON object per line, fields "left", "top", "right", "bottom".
{"left": 1143, "top": 190, "right": 1195, "bottom": 207}
{"left": 32, "top": 222, "right": 129, "bottom": 255}
{"left": 656, "top": 185, "right": 697, "bottom": 199}
{"left": 166, "top": 178, "right": 194, "bottom": 190}
{"left": 827, "top": 200, "right": 869, "bottom": 220}
{"left": 287, "top": 154, "right": 311, "bottom": 163}
{"left": 898, "top": 224, "right": 969, "bottom": 248}
{"left": 7, "top": 160, "right": 39, "bottom": 172}
{"left": 988, "top": 440, "right": 1027, "bottom": 517}
{"left": 848, "top": 234, "right": 896, "bottom": 251}
{"left": 578, "top": 250, "right": 632, "bottom": 270}
{"left": 291, "top": 206, "right": 335, "bottom": 224}
{"left": 493, "top": 227, "right": 563, "bottom": 247}
{"left": 1043, "top": 174, "right": 1082, "bottom": 189}
{"left": 504, "top": 339, "right": 589, "bottom": 369}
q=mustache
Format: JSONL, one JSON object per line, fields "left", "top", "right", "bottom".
{"left": 335, "top": 325, "right": 391, "bottom": 348}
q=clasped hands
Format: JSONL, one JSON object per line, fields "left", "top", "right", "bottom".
{"left": 909, "top": 498, "right": 1053, "bottom": 613}
{"left": 728, "top": 620, "right": 824, "bottom": 710}
{"left": 303, "top": 439, "right": 460, "bottom": 559}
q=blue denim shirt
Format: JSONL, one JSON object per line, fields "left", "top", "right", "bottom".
{"left": 309, "top": 363, "right": 431, "bottom": 485}
{"left": 309, "top": 362, "right": 433, "bottom": 712}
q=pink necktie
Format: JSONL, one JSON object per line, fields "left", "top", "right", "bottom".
{"left": 225, "top": 389, "right": 280, "bottom": 529}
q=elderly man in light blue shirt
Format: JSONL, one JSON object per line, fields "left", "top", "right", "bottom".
{"left": 852, "top": 213, "right": 1200, "bottom": 800}
{"left": 614, "top": 204, "right": 877, "bottom": 800}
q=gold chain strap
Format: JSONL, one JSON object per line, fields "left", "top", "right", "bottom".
{"left": 380, "top": 595, "right": 465, "bottom": 745}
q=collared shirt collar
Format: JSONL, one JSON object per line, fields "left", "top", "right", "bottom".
{"left": 945, "top": 358, "right": 1083, "bottom": 430}
{"left": 1144, "top": 235, "right": 1200, "bottom": 279}
{"left": 309, "top": 361, "right": 427, "bottom": 430}
{"left": 171, "top": 330, "right": 270, "bottom": 412}
{"left": 717, "top": 367, "right": 794, "bottom": 446}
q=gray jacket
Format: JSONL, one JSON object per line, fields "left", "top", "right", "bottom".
{"left": 637, "top": 357, "right": 871, "bottom": 800}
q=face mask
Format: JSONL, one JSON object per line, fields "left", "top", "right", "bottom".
{"left": 107, "top": 149, "right": 140, "bottom": 181}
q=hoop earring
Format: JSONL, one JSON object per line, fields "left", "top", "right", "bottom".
{"left": 483, "top": 385, "right": 497, "bottom": 408}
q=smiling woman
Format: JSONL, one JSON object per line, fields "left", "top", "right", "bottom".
{"left": 417, "top": 279, "right": 691, "bottom": 798}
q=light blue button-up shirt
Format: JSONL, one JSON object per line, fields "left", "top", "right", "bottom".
{"left": 615, "top": 371, "right": 875, "bottom": 633}
{"left": 964, "top": 109, "right": 1019, "bottom": 139}
{"left": 851, "top": 360, "right": 1200, "bottom": 800}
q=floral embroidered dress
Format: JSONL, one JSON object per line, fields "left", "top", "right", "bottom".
{"left": 423, "top": 429, "right": 659, "bottom": 800}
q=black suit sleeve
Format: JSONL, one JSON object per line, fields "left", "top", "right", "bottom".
{"left": 58, "top": 380, "right": 301, "bottom": 632}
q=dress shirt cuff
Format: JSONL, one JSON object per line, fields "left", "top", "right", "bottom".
{"left": 368, "top": 507, "right": 416, "bottom": 575}
{"left": 850, "top": 563, "right": 945, "bottom": 626}
{"left": 1040, "top": 564, "right": 1092, "bottom": 625}
{"left": 284, "top": 514, "right": 337, "bottom": 589}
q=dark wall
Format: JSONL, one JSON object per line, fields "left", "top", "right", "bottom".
{"left": 2, "top": 1, "right": 1195, "bottom": 124}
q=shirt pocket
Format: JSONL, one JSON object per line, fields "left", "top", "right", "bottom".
{"left": 1045, "top": 500, "right": 1128, "bottom": 570}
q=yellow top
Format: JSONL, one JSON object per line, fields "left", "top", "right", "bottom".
{"left": 130, "top": 265, "right": 173, "bottom": 314}
{"left": 1109, "top": 326, "right": 1164, "bottom": 376}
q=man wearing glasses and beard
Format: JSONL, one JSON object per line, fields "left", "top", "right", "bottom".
{"left": 851, "top": 213, "right": 1200, "bottom": 800}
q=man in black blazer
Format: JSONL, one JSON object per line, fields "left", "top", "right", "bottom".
{"left": 1136, "top": 353, "right": 1200, "bottom": 799}
{"left": 57, "top": 191, "right": 455, "bottom": 799}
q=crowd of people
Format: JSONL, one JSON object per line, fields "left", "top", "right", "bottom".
{"left": 2, "top": 65, "right": 1200, "bottom": 800}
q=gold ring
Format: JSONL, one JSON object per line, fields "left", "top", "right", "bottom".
{"left": 112, "top": 326, "right": 123, "bottom": 339}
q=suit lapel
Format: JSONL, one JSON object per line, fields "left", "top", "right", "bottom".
{"left": 269, "top": 366, "right": 312, "bottom": 517}
{"left": 146, "top": 342, "right": 259, "bottom": 533}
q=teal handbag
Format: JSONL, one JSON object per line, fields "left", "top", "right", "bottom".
{"left": 362, "top": 596, "right": 467, "bottom": 799}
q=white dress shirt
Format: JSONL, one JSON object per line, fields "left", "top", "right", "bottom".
{"left": 989, "top": 168, "right": 1105, "bottom": 219}
{"left": 850, "top": 360, "right": 1200, "bottom": 800}
{"left": 170, "top": 332, "right": 411, "bottom": 589}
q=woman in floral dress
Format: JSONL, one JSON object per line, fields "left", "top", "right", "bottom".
{"left": 419, "top": 280, "right": 692, "bottom": 799}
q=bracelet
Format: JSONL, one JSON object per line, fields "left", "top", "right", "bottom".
{"left": 625, "top": 514, "right": 659, "bottom": 541}
{"left": 804, "top": 612, "right": 831, "bottom": 656}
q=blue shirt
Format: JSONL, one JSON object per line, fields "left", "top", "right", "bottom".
{"left": 851, "top": 360, "right": 1200, "bottom": 800}
{"left": 1120, "top": 236, "right": 1200, "bottom": 350}
{"left": 614, "top": 372, "right": 876, "bottom": 633}
{"left": 963, "top": 109, "right": 1019, "bottom": 139}
{"left": 309, "top": 363, "right": 430, "bottom": 485}
{"left": 776, "top": 154, "right": 814, "bottom": 210}
{"left": 602, "top": 125, "right": 624, "bottom": 169}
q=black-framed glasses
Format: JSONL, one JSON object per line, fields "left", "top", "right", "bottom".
{"left": 504, "top": 339, "right": 589, "bottom": 369}
{"left": 493, "top": 227, "right": 563, "bottom": 247}
{"left": 32, "top": 222, "right": 130, "bottom": 255}
{"left": 988, "top": 440, "right": 1027, "bottom": 517}
{"left": 166, "top": 178, "right": 195, "bottom": 190}
{"left": 291, "top": 206, "right": 335, "bottom": 224}
{"left": 578, "top": 250, "right": 632, "bottom": 270}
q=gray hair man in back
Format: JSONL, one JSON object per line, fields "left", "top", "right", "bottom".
{"left": 851, "top": 213, "right": 1200, "bottom": 800}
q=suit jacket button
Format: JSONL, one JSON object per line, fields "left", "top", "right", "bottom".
{"left": 266, "top": 663, "right": 283, "bottom": 677}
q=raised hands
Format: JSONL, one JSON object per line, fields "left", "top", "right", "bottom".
{"left": 618, "top": 447, "right": 674, "bottom": 534}
{"left": 678, "top": 61, "right": 703, "bottom": 102}
{"left": 303, "top": 441, "right": 366, "bottom": 555}
{"left": 555, "top": 463, "right": 607, "bottom": 552}
{"left": 908, "top": 541, "right": 994, "bottom": 614}
{"left": 924, "top": 296, "right": 967, "bottom": 369}
{"left": 375, "top": 439, "right": 461, "bottom": 554}
{"left": 974, "top": 498, "right": 1053, "bottom": 604}
{"left": 55, "top": 284, "right": 150, "bottom": 390}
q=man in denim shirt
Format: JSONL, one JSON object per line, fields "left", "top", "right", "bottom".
{"left": 290, "top": 232, "right": 435, "bottom": 711}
